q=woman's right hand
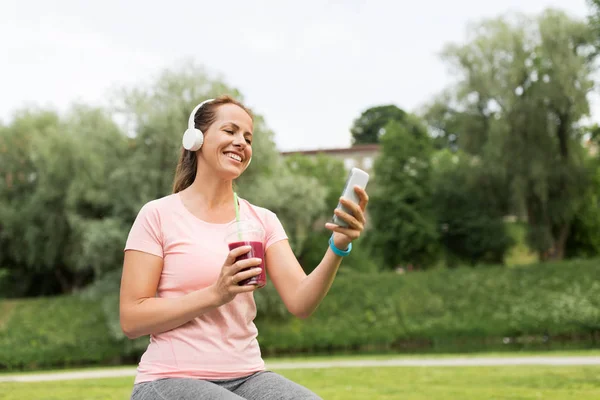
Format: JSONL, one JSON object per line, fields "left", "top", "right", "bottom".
{"left": 211, "top": 245, "right": 263, "bottom": 306}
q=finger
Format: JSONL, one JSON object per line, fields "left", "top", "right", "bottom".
{"left": 230, "top": 284, "right": 260, "bottom": 294}
{"left": 325, "top": 223, "right": 360, "bottom": 240}
{"left": 340, "top": 197, "right": 362, "bottom": 216}
{"left": 353, "top": 186, "right": 369, "bottom": 211}
{"left": 224, "top": 245, "right": 252, "bottom": 265}
{"left": 231, "top": 258, "right": 263, "bottom": 274}
{"left": 232, "top": 267, "right": 263, "bottom": 283}
{"left": 339, "top": 198, "right": 366, "bottom": 225}
{"left": 333, "top": 208, "right": 363, "bottom": 230}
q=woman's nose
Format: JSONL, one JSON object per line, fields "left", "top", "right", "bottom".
{"left": 232, "top": 135, "right": 246, "bottom": 148}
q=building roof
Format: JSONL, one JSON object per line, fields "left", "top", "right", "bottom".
{"left": 281, "top": 144, "right": 380, "bottom": 156}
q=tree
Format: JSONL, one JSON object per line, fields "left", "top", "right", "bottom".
{"left": 285, "top": 153, "right": 347, "bottom": 211}
{"left": 0, "top": 109, "right": 68, "bottom": 295}
{"left": 431, "top": 150, "right": 513, "bottom": 267}
{"left": 565, "top": 124, "right": 600, "bottom": 258}
{"left": 350, "top": 105, "right": 407, "bottom": 145}
{"left": 0, "top": 106, "right": 125, "bottom": 295}
{"left": 368, "top": 116, "right": 439, "bottom": 269}
{"left": 588, "top": 0, "right": 600, "bottom": 48}
{"left": 422, "top": 90, "right": 491, "bottom": 153}
{"left": 430, "top": 9, "right": 596, "bottom": 261}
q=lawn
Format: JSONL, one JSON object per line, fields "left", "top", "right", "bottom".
{"left": 1, "top": 364, "right": 600, "bottom": 400}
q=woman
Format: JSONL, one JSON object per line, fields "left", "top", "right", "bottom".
{"left": 120, "top": 95, "right": 369, "bottom": 399}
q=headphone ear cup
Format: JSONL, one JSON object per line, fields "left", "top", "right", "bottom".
{"left": 182, "top": 128, "right": 204, "bottom": 151}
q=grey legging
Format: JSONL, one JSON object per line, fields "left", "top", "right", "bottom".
{"left": 130, "top": 370, "right": 322, "bottom": 399}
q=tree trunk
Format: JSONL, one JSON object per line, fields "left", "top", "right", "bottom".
{"left": 54, "top": 267, "right": 73, "bottom": 294}
{"left": 549, "top": 112, "right": 571, "bottom": 261}
{"left": 553, "top": 222, "right": 571, "bottom": 260}
{"left": 556, "top": 112, "right": 570, "bottom": 160}
{"left": 539, "top": 223, "right": 571, "bottom": 261}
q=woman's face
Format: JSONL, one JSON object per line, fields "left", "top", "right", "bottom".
{"left": 199, "top": 103, "right": 254, "bottom": 180}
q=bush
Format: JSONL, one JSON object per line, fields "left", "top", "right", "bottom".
{"left": 0, "top": 296, "right": 124, "bottom": 371}
{"left": 257, "top": 258, "right": 600, "bottom": 353}
{"left": 1, "top": 259, "right": 599, "bottom": 370}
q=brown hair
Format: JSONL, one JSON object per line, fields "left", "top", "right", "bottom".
{"left": 172, "top": 95, "right": 253, "bottom": 193}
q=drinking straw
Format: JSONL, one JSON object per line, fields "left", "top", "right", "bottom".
{"left": 233, "top": 192, "right": 242, "bottom": 241}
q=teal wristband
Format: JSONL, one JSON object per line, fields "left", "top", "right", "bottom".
{"left": 329, "top": 235, "right": 352, "bottom": 257}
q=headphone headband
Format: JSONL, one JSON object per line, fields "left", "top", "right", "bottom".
{"left": 188, "top": 98, "right": 215, "bottom": 130}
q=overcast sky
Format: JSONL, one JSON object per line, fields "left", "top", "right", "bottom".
{"left": 1, "top": 0, "right": 595, "bottom": 151}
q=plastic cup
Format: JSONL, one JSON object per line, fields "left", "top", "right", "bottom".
{"left": 224, "top": 220, "right": 266, "bottom": 287}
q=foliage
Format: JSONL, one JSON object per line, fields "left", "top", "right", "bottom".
{"left": 428, "top": 9, "right": 596, "bottom": 261}
{"left": 368, "top": 117, "right": 439, "bottom": 269}
{"left": 0, "top": 107, "right": 128, "bottom": 296}
{"left": 589, "top": 0, "right": 600, "bottom": 49}
{"left": 0, "top": 297, "right": 123, "bottom": 370}
{"left": 565, "top": 155, "right": 600, "bottom": 258}
{"left": 258, "top": 259, "right": 600, "bottom": 354}
{"left": 350, "top": 105, "right": 408, "bottom": 145}
{"left": 285, "top": 153, "right": 347, "bottom": 211}
{"left": 430, "top": 150, "right": 513, "bottom": 266}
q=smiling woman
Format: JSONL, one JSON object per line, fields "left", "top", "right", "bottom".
{"left": 118, "top": 95, "right": 370, "bottom": 399}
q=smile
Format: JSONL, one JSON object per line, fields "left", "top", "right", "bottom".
{"left": 224, "top": 152, "right": 242, "bottom": 162}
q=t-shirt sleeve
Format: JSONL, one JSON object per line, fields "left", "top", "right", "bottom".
{"left": 124, "top": 201, "right": 164, "bottom": 258}
{"left": 265, "top": 210, "right": 288, "bottom": 250}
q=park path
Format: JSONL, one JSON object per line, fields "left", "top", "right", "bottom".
{"left": 1, "top": 356, "right": 600, "bottom": 383}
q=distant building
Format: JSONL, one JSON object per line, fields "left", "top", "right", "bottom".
{"left": 280, "top": 144, "right": 381, "bottom": 174}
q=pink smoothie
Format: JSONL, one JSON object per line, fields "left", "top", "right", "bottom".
{"left": 228, "top": 240, "right": 266, "bottom": 287}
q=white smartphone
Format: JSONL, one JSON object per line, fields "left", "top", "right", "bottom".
{"left": 332, "top": 167, "right": 370, "bottom": 228}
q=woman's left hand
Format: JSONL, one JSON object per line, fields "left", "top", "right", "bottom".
{"left": 325, "top": 185, "right": 369, "bottom": 250}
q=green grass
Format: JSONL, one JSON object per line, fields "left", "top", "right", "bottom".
{"left": 1, "top": 365, "right": 599, "bottom": 400}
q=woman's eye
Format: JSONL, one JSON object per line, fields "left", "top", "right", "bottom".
{"left": 245, "top": 139, "right": 252, "bottom": 144}
{"left": 224, "top": 130, "right": 234, "bottom": 134}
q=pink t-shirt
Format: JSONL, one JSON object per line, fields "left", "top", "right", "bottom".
{"left": 124, "top": 193, "right": 288, "bottom": 383}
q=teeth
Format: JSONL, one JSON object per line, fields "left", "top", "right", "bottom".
{"left": 226, "top": 153, "right": 242, "bottom": 162}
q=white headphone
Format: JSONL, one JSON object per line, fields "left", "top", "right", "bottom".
{"left": 182, "top": 98, "right": 214, "bottom": 151}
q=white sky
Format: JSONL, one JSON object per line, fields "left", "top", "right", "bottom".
{"left": 0, "top": 0, "right": 595, "bottom": 151}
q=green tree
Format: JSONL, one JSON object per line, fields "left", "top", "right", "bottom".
{"left": 588, "top": 0, "right": 600, "bottom": 47}
{"left": 423, "top": 90, "right": 491, "bottom": 153}
{"left": 63, "top": 105, "right": 132, "bottom": 287}
{"left": 0, "top": 109, "right": 67, "bottom": 295}
{"left": 285, "top": 153, "right": 347, "bottom": 210}
{"left": 0, "top": 106, "right": 126, "bottom": 296}
{"left": 565, "top": 125, "right": 600, "bottom": 258}
{"left": 430, "top": 9, "right": 596, "bottom": 261}
{"left": 431, "top": 150, "right": 513, "bottom": 267}
{"left": 350, "top": 105, "right": 408, "bottom": 145}
{"left": 368, "top": 116, "right": 439, "bottom": 269}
